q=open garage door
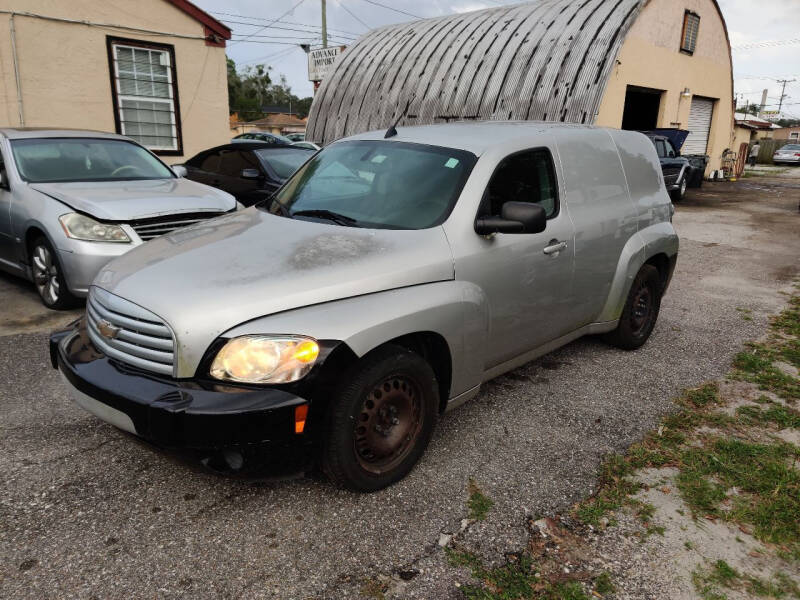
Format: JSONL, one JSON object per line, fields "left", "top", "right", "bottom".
{"left": 683, "top": 97, "right": 714, "bottom": 155}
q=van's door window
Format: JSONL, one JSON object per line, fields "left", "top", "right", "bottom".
{"left": 483, "top": 149, "right": 558, "bottom": 219}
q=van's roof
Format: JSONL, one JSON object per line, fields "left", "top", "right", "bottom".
{"left": 0, "top": 128, "right": 128, "bottom": 141}
{"left": 341, "top": 121, "right": 601, "bottom": 155}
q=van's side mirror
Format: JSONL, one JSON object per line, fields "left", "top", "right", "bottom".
{"left": 171, "top": 165, "right": 187, "bottom": 178}
{"left": 475, "top": 202, "right": 547, "bottom": 235}
{"left": 241, "top": 168, "right": 261, "bottom": 179}
{"left": 0, "top": 169, "right": 8, "bottom": 190}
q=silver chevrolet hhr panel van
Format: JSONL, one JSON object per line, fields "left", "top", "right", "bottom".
{"left": 51, "top": 122, "right": 678, "bottom": 491}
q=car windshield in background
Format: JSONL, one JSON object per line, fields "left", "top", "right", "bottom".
{"left": 267, "top": 141, "right": 477, "bottom": 230}
{"left": 254, "top": 148, "right": 313, "bottom": 180}
{"left": 10, "top": 138, "right": 174, "bottom": 183}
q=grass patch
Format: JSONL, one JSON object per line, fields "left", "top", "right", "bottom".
{"left": 445, "top": 548, "right": 601, "bottom": 600}
{"left": 693, "top": 560, "right": 800, "bottom": 599}
{"left": 468, "top": 479, "right": 494, "bottom": 521}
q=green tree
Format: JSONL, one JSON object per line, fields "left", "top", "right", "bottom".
{"left": 227, "top": 58, "right": 314, "bottom": 121}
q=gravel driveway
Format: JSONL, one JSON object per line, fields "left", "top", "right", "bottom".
{"left": 1, "top": 177, "right": 798, "bottom": 599}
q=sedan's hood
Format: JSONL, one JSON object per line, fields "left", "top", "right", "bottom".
{"left": 30, "top": 178, "right": 235, "bottom": 221}
{"left": 94, "top": 208, "right": 455, "bottom": 376}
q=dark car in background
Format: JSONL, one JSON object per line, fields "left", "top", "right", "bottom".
{"left": 640, "top": 129, "right": 705, "bottom": 201}
{"left": 180, "top": 142, "right": 314, "bottom": 206}
{"left": 232, "top": 132, "right": 292, "bottom": 146}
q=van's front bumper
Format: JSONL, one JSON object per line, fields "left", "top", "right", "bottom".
{"left": 50, "top": 321, "right": 315, "bottom": 469}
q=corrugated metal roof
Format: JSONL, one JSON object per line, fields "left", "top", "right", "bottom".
{"left": 306, "top": 0, "right": 646, "bottom": 145}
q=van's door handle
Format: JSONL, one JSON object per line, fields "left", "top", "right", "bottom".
{"left": 543, "top": 240, "right": 568, "bottom": 255}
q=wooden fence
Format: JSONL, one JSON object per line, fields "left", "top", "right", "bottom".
{"left": 752, "top": 138, "right": 796, "bottom": 164}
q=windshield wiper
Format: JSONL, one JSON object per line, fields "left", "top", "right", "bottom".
{"left": 290, "top": 209, "right": 358, "bottom": 226}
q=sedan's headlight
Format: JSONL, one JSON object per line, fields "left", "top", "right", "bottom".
{"left": 59, "top": 213, "right": 130, "bottom": 243}
{"left": 210, "top": 335, "right": 320, "bottom": 384}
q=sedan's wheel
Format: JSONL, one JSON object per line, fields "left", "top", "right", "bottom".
{"left": 30, "top": 236, "right": 77, "bottom": 310}
{"left": 602, "top": 264, "right": 662, "bottom": 350}
{"left": 323, "top": 345, "right": 438, "bottom": 492}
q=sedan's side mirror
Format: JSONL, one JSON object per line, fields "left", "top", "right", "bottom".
{"left": 171, "top": 165, "right": 187, "bottom": 178}
{"left": 475, "top": 202, "right": 547, "bottom": 235}
{"left": 241, "top": 168, "right": 261, "bottom": 179}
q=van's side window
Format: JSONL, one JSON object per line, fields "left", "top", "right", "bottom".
{"left": 483, "top": 149, "right": 558, "bottom": 219}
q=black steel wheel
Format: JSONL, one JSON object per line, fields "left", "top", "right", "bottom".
{"left": 602, "top": 264, "right": 662, "bottom": 350}
{"left": 322, "top": 345, "right": 438, "bottom": 492}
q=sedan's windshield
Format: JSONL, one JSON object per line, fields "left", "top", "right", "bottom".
{"left": 779, "top": 144, "right": 800, "bottom": 151}
{"left": 267, "top": 140, "right": 477, "bottom": 229}
{"left": 255, "top": 147, "right": 314, "bottom": 180}
{"left": 10, "top": 138, "right": 174, "bottom": 183}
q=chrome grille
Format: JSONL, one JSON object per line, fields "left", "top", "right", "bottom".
{"left": 130, "top": 213, "right": 220, "bottom": 241}
{"left": 86, "top": 287, "right": 175, "bottom": 376}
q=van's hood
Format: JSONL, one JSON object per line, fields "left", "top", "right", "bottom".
{"left": 30, "top": 178, "right": 235, "bottom": 221}
{"left": 94, "top": 208, "right": 455, "bottom": 376}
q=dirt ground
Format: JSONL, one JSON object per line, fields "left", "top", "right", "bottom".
{"left": 0, "top": 173, "right": 798, "bottom": 599}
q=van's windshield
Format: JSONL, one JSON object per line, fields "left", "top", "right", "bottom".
{"left": 265, "top": 140, "right": 477, "bottom": 229}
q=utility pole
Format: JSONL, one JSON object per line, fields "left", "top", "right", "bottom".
{"left": 777, "top": 79, "right": 795, "bottom": 113}
{"left": 321, "top": 0, "right": 328, "bottom": 48}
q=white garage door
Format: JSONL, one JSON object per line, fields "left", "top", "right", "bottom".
{"left": 683, "top": 96, "right": 714, "bottom": 155}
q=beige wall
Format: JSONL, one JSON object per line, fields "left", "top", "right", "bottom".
{"left": 595, "top": 0, "right": 734, "bottom": 174}
{"left": 0, "top": 0, "right": 230, "bottom": 161}
{"left": 732, "top": 125, "right": 754, "bottom": 151}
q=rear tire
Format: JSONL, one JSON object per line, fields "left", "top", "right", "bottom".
{"left": 603, "top": 265, "right": 662, "bottom": 350}
{"left": 322, "top": 345, "right": 439, "bottom": 492}
{"left": 671, "top": 177, "right": 688, "bottom": 201}
{"left": 30, "top": 236, "right": 78, "bottom": 310}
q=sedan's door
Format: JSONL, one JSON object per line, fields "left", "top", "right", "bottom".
{"left": 453, "top": 148, "right": 577, "bottom": 369}
{"left": 212, "top": 149, "right": 273, "bottom": 206}
{"left": 0, "top": 147, "right": 13, "bottom": 264}
{"left": 184, "top": 151, "right": 221, "bottom": 187}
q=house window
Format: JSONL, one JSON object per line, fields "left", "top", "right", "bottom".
{"left": 680, "top": 11, "right": 700, "bottom": 54}
{"left": 791, "top": 132, "right": 799, "bottom": 140}
{"left": 107, "top": 37, "right": 182, "bottom": 155}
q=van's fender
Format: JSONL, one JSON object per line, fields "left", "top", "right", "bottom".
{"left": 596, "top": 222, "right": 679, "bottom": 323}
{"left": 221, "top": 280, "right": 489, "bottom": 399}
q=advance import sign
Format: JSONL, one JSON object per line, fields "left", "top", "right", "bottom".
{"left": 308, "top": 46, "right": 345, "bottom": 82}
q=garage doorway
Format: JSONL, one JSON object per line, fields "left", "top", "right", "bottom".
{"left": 621, "top": 86, "right": 664, "bottom": 130}
{"left": 683, "top": 96, "right": 715, "bottom": 155}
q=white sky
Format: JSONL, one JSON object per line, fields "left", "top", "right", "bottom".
{"left": 192, "top": 0, "right": 800, "bottom": 119}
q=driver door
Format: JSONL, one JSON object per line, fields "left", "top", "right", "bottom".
{"left": 455, "top": 148, "right": 576, "bottom": 369}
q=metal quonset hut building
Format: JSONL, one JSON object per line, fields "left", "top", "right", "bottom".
{"left": 307, "top": 0, "right": 734, "bottom": 175}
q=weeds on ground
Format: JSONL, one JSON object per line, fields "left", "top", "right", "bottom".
{"left": 445, "top": 548, "right": 613, "bottom": 600}
{"left": 693, "top": 559, "right": 800, "bottom": 599}
{"left": 468, "top": 479, "right": 494, "bottom": 521}
{"left": 572, "top": 286, "right": 800, "bottom": 560}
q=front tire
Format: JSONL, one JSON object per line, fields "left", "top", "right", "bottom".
{"left": 30, "top": 236, "right": 78, "bottom": 310}
{"left": 603, "top": 265, "right": 662, "bottom": 350}
{"left": 322, "top": 345, "right": 439, "bottom": 492}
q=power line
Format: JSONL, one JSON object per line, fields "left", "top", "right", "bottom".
{"left": 230, "top": 0, "right": 310, "bottom": 46}
{"left": 338, "top": 0, "right": 371, "bottom": 30}
{"left": 210, "top": 10, "right": 360, "bottom": 36}
{"left": 220, "top": 18, "right": 357, "bottom": 40}
{"left": 731, "top": 38, "right": 800, "bottom": 51}
{"left": 356, "top": 0, "right": 422, "bottom": 19}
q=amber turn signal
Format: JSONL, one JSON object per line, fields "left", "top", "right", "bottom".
{"left": 294, "top": 404, "right": 308, "bottom": 434}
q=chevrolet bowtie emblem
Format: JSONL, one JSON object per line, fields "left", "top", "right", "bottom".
{"left": 97, "top": 319, "right": 121, "bottom": 340}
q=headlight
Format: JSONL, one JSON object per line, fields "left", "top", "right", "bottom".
{"left": 209, "top": 335, "right": 320, "bottom": 384}
{"left": 59, "top": 213, "right": 130, "bottom": 243}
